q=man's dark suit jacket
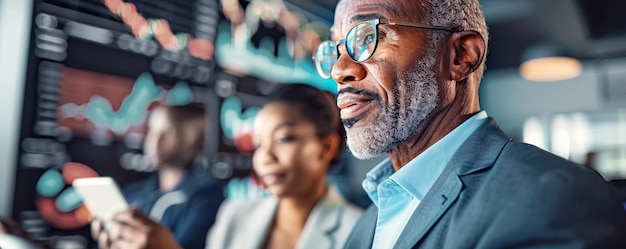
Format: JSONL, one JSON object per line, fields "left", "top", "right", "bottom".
{"left": 344, "top": 119, "right": 626, "bottom": 249}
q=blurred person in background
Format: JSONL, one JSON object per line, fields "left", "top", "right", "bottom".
{"left": 91, "top": 104, "right": 224, "bottom": 249}
{"left": 311, "top": 0, "right": 626, "bottom": 248}
{"left": 206, "top": 83, "right": 362, "bottom": 249}
{"left": 91, "top": 84, "right": 362, "bottom": 249}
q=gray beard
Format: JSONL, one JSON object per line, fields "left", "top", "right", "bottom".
{"left": 346, "top": 36, "right": 442, "bottom": 159}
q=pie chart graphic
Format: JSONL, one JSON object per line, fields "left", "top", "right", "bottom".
{"left": 35, "top": 162, "right": 99, "bottom": 230}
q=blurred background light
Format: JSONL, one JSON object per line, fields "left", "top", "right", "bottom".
{"left": 519, "top": 43, "right": 583, "bottom": 82}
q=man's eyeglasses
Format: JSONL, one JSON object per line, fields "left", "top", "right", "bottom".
{"left": 312, "top": 18, "right": 459, "bottom": 79}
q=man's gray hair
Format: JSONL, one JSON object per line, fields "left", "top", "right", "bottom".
{"left": 424, "top": 0, "right": 489, "bottom": 81}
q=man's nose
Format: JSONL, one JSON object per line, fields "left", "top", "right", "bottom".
{"left": 331, "top": 44, "right": 366, "bottom": 83}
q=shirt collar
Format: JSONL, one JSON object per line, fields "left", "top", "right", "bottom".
{"left": 363, "top": 111, "right": 489, "bottom": 206}
{"left": 362, "top": 157, "right": 395, "bottom": 204}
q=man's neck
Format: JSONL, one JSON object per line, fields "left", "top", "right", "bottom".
{"left": 388, "top": 82, "right": 480, "bottom": 171}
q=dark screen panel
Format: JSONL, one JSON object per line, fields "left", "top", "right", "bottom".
{"left": 13, "top": 0, "right": 219, "bottom": 248}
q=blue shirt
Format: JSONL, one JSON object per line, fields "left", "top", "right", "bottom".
{"left": 123, "top": 167, "right": 225, "bottom": 249}
{"left": 363, "top": 111, "right": 488, "bottom": 248}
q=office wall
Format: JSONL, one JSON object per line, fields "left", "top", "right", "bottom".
{"left": 480, "top": 64, "right": 606, "bottom": 140}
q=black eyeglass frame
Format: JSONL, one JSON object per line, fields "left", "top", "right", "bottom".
{"left": 313, "top": 18, "right": 462, "bottom": 79}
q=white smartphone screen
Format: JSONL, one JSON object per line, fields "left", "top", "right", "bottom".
{"left": 72, "top": 177, "right": 129, "bottom": 221}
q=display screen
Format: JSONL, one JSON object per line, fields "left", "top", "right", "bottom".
{"left": 12, "top": 0, "right": 343, "bottom": 248}
{"left": 206, "top": 0, "right": 336, "bottom": 181}
{"left": 13, "top": 0, "right": 219, "bottom": 248}
{"left": 56, "top": 68, "right": 196, "bottom": 141}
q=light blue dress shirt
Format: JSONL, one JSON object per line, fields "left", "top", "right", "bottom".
{"left": 363, "top": 111, "right": 488, "bottom": 249}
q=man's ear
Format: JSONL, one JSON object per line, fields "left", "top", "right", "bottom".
{"left": 447, "top": 30, "right": 485, "bottom": 81}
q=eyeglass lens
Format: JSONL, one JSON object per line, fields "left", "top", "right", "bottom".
{"left": 314, "top": 21, "right": 379, "bottom": 79}
{"left": 348, "top": 22, "right": 377, "bottom": 62}
{"left": 314, "top": 42, "right": 337, "bottom": 79}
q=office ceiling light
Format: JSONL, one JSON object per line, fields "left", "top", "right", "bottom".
{"left": 519, "top": 43, "right": 582, "bottom": 82}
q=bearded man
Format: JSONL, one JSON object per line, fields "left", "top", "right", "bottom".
{"left": 311, "top": 0, "right": 626, "bottom": 248}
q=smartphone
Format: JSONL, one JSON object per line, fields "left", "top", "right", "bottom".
{"left": 72, "top": 177, "right": 129, "bottom": 222}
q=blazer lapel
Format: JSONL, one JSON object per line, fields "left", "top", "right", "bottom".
{"left": 392, "top": 166, "right": 463, "bottom": 249}
{"left": 298, "top": 187, "right": 345, "bottom": 249}
{"left": 342, "top": 204, "right": 377, "bottom": 249}
{"left": 393, "top": 119, "right": 511, "bottom": 249}
{"left": 239, "top": 197, "right": 278, "bottom": 249}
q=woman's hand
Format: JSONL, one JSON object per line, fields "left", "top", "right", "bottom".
{"left": 91, "top": 218, "right": 111, "bottom": 249}
{"left": 97, "top": 208, "right": 182, "bottom": 249}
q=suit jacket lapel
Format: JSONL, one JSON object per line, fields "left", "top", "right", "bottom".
{"left": 343, "top": 204, "right": 377, "bottom": 249}
{"left": 392, "top": 166, "right": 463, "bottom": 249}
{"left": 454, "top": 119, "right": 511, "bottom": 177}
{"left": 239, "top": 197, "right": 278, "bottom": 249}
{"left": 298, "top": 187, "right": 345, "bottom": 249}
{"left": 393, "top": 119, "right": 511, "bottom": 248}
